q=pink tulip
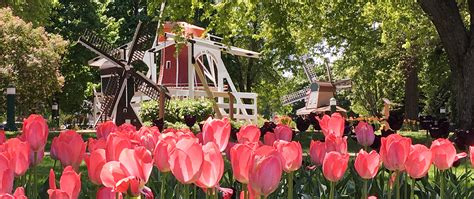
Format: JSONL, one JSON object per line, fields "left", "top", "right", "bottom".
{"left": 196, "top": 142, "right": 224, "bottom": 189}
{"left": 100, "top": 146, "right": 153, "bottom": 196}
{"left": 48, "top": 166, "right": 81, "bottom": 199}
{"left": 309, "top": 140, "right": 326, "bottom": 166}
{"left": 202, "top": 117, "right": 231, "bottom": 152}
{"left": 196, "top": 132, "right": 203, "bottom": 144}
{"left": 29, "top": 146, "right": 44, "bottom": 166}
{"left": 0, "top": 187, "right": 27, "bottom": 199}
{"left": 230, "top": 143, "right": 254, "bottom": 184}
{"left": 134, "top": 126, "right": 160, "bottom": 152}
{"left": 322, "top": 151, "right": 349, "bottom": 182}
{"left": 316, "top": 113, "right": 345, "bottom": 137}
{"left": 354, "top": 122, "right": 375, "bottom": 147}
{"left": 248, "top": 146, "right": 283, "bottom": 197}
{"left": 85, "top": 149, "right": 106, "bottom": 185}
{"left": 274, "top": 124, "right": 293, "bottom": 141}
{"left": 239, "top": 184, "right": 257, "bottom": 199}
{"left": 88, "top": 138, "right": 106, "bottom": 152}
{"left": 380, "top": 134, "right": 411, "bottom": 171}
{"left": 470, "top": 146, "right": 474, "bottom": 167}
{"left": 2, "top": 138, "right": 30, "bottom": 176}
{"left": 237, "top": 125, "right": 261, "bottom": 143}
{"left": 169, "top": 136, "right": 203, "bottom": 184}
{"left": 368, "top": 196, "right": 377, "bottom": 199}
{"left": 0, "top": 130, "right": 5, "bottom": 145}
{"left": 354, "top": 149, "right": 380, "bottom": 179}
{"left": 405, "top": 144, "right": 432, "bottom": 179}
{"left": 0, "top": 152, "right": 13, "bottom": 194}
{"left": 22, "top": 114, "right": 49, "bottom": 152}
{"left": 263, "top": 132, "right": 276, "bottom": 146}
{"left": 153, "top": 135, "right": 177, "bottom": 172}
{"left": 105, "top": 134, "right": 132, "bottom": 161}
{"left": 430, "top": 138, "right": 467, "bottom": 170}
{"left": 96, "top": 187, "right": 123, "bottom": 199}
{"left": 51, "top": 130, "right": 86, "bottom": 171}
{"left": 96, "top": 121, "right": 118, "bottom": 139}
{"left": 117, "top": 123, "right": 137, "bottom": 133}
{"left": 325, "top": 133, "right": 348, "bottom": 154}
{"left": 274, "top": 140, "right": 302, "bottom": 172}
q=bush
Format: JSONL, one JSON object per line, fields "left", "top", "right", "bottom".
{"left": 140, "top": 98, "right": 214, "bottom": 124}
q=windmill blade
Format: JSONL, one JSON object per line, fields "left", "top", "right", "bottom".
{"left": 131, "top": 71, "right": 169, "bottom": 101}
{"left": 127, "top": 22, "right": 156, "bottom": 65}
{"left": 78, "top": 30, "right": 124, "bottom": 68}
{"left": 332, "top": 79, "right": 352, "bottom": 90}
{"left": 281, "top": 86, "right": 310, "bottom": 105}
{"left": 302, "top": 64, "right": 318, "bottom": 82}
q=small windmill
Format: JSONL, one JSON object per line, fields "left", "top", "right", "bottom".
{"left": 78, "top": 22, "right": 170, "bottom": 128}
{"left": 281, "top": 60, "right": 351, "bottom": 115}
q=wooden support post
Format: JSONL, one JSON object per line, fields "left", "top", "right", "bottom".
{"left": 192, "top": 63, "right": 223, "bottom": 119}
{"left": 159, "top": 89, "right": 166, "bottom": 119}
{"left": 228, "top": 91, "right": 234, "bottom": 120}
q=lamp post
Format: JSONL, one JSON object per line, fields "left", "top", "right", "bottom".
{"left": 330, "top": 97, "right": 337, "bottom": 114}
{"left": 52, "top": 101, "right": 59, "bottom": 128}
{"left": 5, "top": 85, "right": 17, "bottom": 131}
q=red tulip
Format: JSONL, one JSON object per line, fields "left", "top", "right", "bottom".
{"left": 100, "top": 146, "right": 153, "bottom": 196}
{"left": 105, "top": 134, "right": 132, "bottom": 161}
{"left": 202, "top": 117, "right": 231, "bottom": 152}
{"left": 309, "top": 140, "right": 326, "bottom": 166}
{"left": 380, "top": 134, "right": 411, "bottom": 171}
{"left": 88, "top": 138, "right": 106, "bottom": 152}
{"left": 22, "top": 114, "right": 49, "bottom": 152}
{"left": 153, "top": 135, "right": 177, "bottom": 172}
{"left": 0, "top": 187, "right": 27, "bottom": 199}
{"left": 117, "top": 123, "right": 136, "bottom": 133}
{"left": 354, "top": 149, "right": 380, "bottom": 179}
{"left": 263, "top": 132, "right": 276, "bottom": 146}
{"left": 169, "top": 136, "right": 203, "bottom": 184}
{"left": 96, "top": 187, "right": 123, "bottom": 199}
{"left": 316, "top": 113, "right": 345, "bottom": 137}
{"left": 196, "top": 142, "right": 224, "bottom": 189}
{"left": 430, "top": 138, "right": 467, "bottom": 170}
{"left": 470, "top": 146, "right": 474, "bottom": 167}
{"left": 405, "top": 144, "right": 432, "bottom": 179}
{"left": 322, "top": 151, "right": 349, "bottom": 182}
{"left": 0, "top": 130, "right": 5, "bottom": 145}
{"left": 85, "top": 149, "right": 106, "bottom": 185}
{"left": 230, "top": 143, "right": 254, "bottom": 184}
{"left": 135, "top": 126, "right": 160, "bottom": 152}
{"left": 274, "top": 140, "right": 302, "bottom": 172}
{"left": 48, "top": 166, "right": 81, "bottom": 199}
{"left": 325, "top": 133, "right": 348, "bottom": 154}
{"left": 2, "top": 138, "right": 30, "bottom": 176}
{"left": 274, "top": 124, "right": 292, "bottom": 142}
{"left": 248, "top": 146, "right": 283, "bottom": 197}
{"left": 354, "top": 122, "right": 375, "bottom": 147}
{"left": 237, "top": 125, "right": 261, "bottom": 143}
{"left": 0, "top": 152, "right": 13, "bottom": 194}
{"left": 196, "top": 132, "right": 203, "bottom": 144}
{"left": 51, "top": 130, "right": 86, "bottom": 171}
{"left": 96, "top": 121, "right": 118, "bottom": 139}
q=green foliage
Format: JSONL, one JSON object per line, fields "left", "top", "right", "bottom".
{"left": 0, "top": 7, "right": 68, "bottom": 116}
{"left": 0, "top": 0, "right": 54, "bottom": 26}
{"left": 140, "top": 98, "right": 214, "bottom": 124}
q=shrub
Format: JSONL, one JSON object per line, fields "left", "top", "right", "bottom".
{"left": 140, "top": 98, "right": 214, "bottom": 124}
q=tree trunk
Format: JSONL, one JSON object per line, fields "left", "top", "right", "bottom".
{"left": 403, "top": 56, "right": 419, "bottom": 120}
{"left": 419, "top": 0, "right": 474, "bottom": 129}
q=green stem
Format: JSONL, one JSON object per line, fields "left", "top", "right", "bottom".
{"left": 403, "top": 173, "right": 407, "bottom": 199}
{"left": 243, "top": 184, "right": 248, "bottom": 199}
{"left": 128, "top": 196, "right": 141, "bottom": 199}
{"left": 33, "top": 152, "right": 37, "bottom": 199}
{"left": 206, "top": 188, "right": 209, "bottom": 199}
{"left": 329, "top": 181, "right": 335, "bottom": 199}
{"left": 395, "top": 171, "right": 400, "bottom": 199}
{"left": 388, "top": 171, "right": 392, "bottom": 199}
{"left": 213, "top": 187, "right": 218, "bottom": 199}
{"left": 160, "top": 173, "right": 167, "bottom": 199}
{"left": 362, "top": 179, "right": 368, "bottom": 199}
{"left": 410, "top": 178, "right": 415, "bottom": 199}
{"left": 440, "top": 170, "right": 445, "bottom": 199}
{"left": 194, "top": 185, "right": 197, "bottom": 199}
{"left": 288, "top": 172, "right": 294, "bottom": 199}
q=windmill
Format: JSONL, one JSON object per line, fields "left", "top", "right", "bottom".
{"left": 78, "top": 22, "right": 170, "bottom": 128}
{"left": 281, "top": 60, "right": 351, "bottom": 115}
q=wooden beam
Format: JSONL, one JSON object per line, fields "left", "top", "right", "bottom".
{"left": 159, "top": 89, "right": 166, "bottom": 119}
{"left": 192, "top": 63, "right": 223, "bottom": 119}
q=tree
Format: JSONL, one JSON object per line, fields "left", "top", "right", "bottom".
{"left": 419, "top": 0, "right": 474, "bottom": 129}
{"left": 0, "top": 7, "right": 68, "bottom": 116}
{"left": 0, "top": 0, "right": 54, "bottom": 26}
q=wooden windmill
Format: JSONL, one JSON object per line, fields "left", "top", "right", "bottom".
{"left": 281, "top": 61, "right": 351, "bottom": 115}
{"left": 78, "top": 22, "right": 170, "bottom": 128}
